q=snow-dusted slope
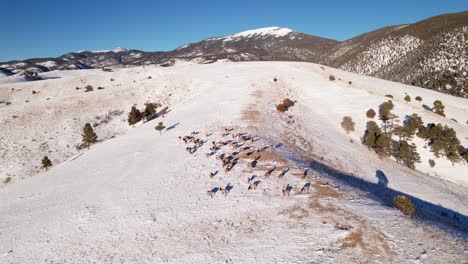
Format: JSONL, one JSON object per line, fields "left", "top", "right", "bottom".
{"left": 0, "top": 62, "right": 467, "bottom": 263}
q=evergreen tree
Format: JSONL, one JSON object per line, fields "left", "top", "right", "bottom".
{"left": 392, "top": 140, "right": 420, "bottom": 170}
{"left": 378, "top": 100, "right": 396, "bottom": 136}
{"left": 41, "top": 156, "right": 52, "bottom": 171}
{"left": 82, "top": 123, "right": 98, "bottom": 150}
{"left": 363, "top": 121, "right": 390, "bottom": 155}
{"left": 128, "top": 106, "right": 142, "bottom": 126}
{"left": 143, "top": 102, "right": 157, "bottom": 119}
{"left": 441, "top": 126, "right": 461, "bottom": 164}
{"left": 340, "top": 116, "right": 355, "bottom": 133}
{"left": 404, "top": 95, "right": 411, "bottom": 103}
{"left": 399, "top": 113, "right": 424, "bottom": 140}
{"left": 433, "top": 100, "right": 445, "bottom": 117}
{"left": 155, "top": 122, "right": 166, "bottom": 135}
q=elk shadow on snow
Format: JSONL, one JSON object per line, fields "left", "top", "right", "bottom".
{"left": 307, "top": 158, "right": 468, "bottom": 233}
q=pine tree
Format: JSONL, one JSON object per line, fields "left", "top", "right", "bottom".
{"left": 340, "top": 116, "right": 355, "bottom": 133}
{"left": 392, "top": 140, "right": 420, "bottom": 170}
{"left": 128, "top": 106, "right": 142, "bottom": 126}
{"left": 82, "top": 123, "right": 98, "bottom": 150}
{"left": 363, "top": 121, "right": 390, "bottom": 155}
{"left": 378, "top": 100, "right": 395, "bottom": 136}
{"left": 433, "top": 100, "right": 445, "bottom": 117}
{"left": 400, "top": 113, "right": 424, "bottom": 140}
{"left": 155, "top": 122, "right": 166, "bottom": 135}
{"left": 441, "top": 126, "right": 461, "bottom": 164}
{"left": 41, "top": 156, "right": 52, "bottom": 171}
{"left": 404, "top": 95, "right": 411, "bottom": 103}
{"left": 143, "top": 102, "right": 157, "bottom": 119}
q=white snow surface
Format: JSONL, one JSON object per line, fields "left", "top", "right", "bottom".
{"left": 36, "top": 61, "right": 57, "bottom": 68}
{"left": 77, "top": 47, "right": 127, "bottom": 53}
{"left": 0, "top": 61, "right": 467, "bottom": 263}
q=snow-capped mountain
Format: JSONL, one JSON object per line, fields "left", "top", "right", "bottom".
{"left": 0, "top": 11, "right": 466, "bottom": 97}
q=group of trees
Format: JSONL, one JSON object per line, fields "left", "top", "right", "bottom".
{"left": 128, "top": 102, "right": 158, "bottom": 126}
{"left": 361, "top": 98, "right": 466, "bottom": 169}
{"left": 417, "top": 123, "right": 465, "bottom": 164}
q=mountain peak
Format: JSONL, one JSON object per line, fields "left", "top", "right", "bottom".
{"left": 230, "top": 26, "right": 293, "bottom": 38}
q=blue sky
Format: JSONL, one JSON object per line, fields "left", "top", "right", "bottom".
{"left": 1, "top": 0, "right": 466, "bottom": 61}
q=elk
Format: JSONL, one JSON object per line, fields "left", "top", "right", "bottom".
{"left": 282, "top": 184, "right": 292, "bottom": 196}
{"left": 247, "top": 175, "right": 256, "bottom": 184}
{"left": 264, "top": 167, "right": 276, "bottom": 177}
{"left": 207, "top": 190, "right": 215, "bottom": 198}
{"left": 219, "top": 187, "right": 228, "bottom": 196}
{"left": 278, "top": 168, "right": 289, "bottom": 179}
{"left": 300, "top": 182, "right": 311, "bottom": 193}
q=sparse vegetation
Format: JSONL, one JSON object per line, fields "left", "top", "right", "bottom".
{"left": 341, "top": 116, "right": 355, "bottom": 133}
{"left": 329, "top": 75, "right": 335, "bottom": 81}
{"left": 276, "top": 104, "right": 288, "bottom": 112}
{"left": 82, "top": 123, "right": 98, "bottom": 150}
{"left": 433, "top": 100, "right": 445, "bottom": 117}
{"left": 404, "top": 95, "right": 411, "bottom": 102}
{"left": 429, "top": 159, "right": 436, "bottom": 168}
{"left": 348, "top": 81, "right": 352, "bottom": 85}
{"left": 282, "top": 98, "right": 294, "bottom": 108}
{"left": 366, "top": 108, "right": 376, "bottom": 119}
{"left": 143, "top": 102, "right": 157, "bottom": 120}
{"left": 155, "top": 122, "right": 166, "bottom": 135}
{"left": 128, "top": 106, "right": 143, "bottom": 126}
{"left": 394, "top": 195, "right": 415, "bottom": 217}
{"left": 41, "top": 156, "right": 52, "bottom": 171}
{"left": 85, "top": 85, "right": 93, "bottom": 92}
{"left": 276, "top": 98, "right": 295, "bottom": 113}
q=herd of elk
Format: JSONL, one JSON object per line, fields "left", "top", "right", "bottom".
{"left": 181, "top": 128, "right": 314, "bottom": 199}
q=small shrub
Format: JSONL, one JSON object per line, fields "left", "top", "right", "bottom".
{"left": 155, "top": 122, "right": 166, "bottom": 135}
{"left": 348, "top": 81, "right": 352, "bottom": 85}
{"left": 385, "top": 94, "right": 393, "bottom": 99}
{"left": 97, "top": 86, "right": 104, "bottom": 90}
{"left": 341, "top": 116, "right": 355, "bottom": 133}
{"left": 429, "top": 159, "right": 435, "bottom": 168}
{"left": 329, "top": 75, "right": 335, "bottom": 81}
{"left": 3, "top": 177, "right": 12, "bottom": 184}
{"left": 82, "top": 123, "right": 98, "bottom": 149}
{"left": 433, "top": 100, "right": 445, "bottom": 117}
{"left": 32, "top": 90, "right": 36, "bottom": 94}
{"left": 85, "top": 85, "right": 93, "bottom": 92}
{"left": 366, "top": 108, "right": 376, "bottom": 119}
{"left": 148, "top": 76, "right": 152, "bottom": 79}
{"left": 415, "top": 96, "right": 423, "bottom": 102}
{"left": 282, "top": 98, "right": 294, "bottom": 108}
{"left": 273, "top": 77, "right": 278, "bottom": 82}
{"left": 128, "top": 106, "right": 143, "bottom": 126}
{"left": 394, "top": 195, "right": 415, "bottom": 217}
{"left": 404, "top": 95, "right": 411, "bottom": 103}
{"left": 41, "top": 156, "right": 52, "bottom": 171}
{"left": 276, "top": 104, "right": 288, "bottom": 113}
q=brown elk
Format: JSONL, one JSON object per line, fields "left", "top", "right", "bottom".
{"left": 300, "top": 182, "right": 311, "bottom": 193}
{"left": 278, "top": 168, "right": 289, "bottom": 179}
{"left": 207, "top": 190, "right": 215, "bottom": 198}
{"left": 219, "top": 187, "right": 228, "bottom": 196}
{"left": 264, "top": 167, "right": 276, "bottom": 177}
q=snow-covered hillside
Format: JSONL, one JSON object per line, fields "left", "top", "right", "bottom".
{"left": 0, "top": 61, "right": 467, "bottom": 263}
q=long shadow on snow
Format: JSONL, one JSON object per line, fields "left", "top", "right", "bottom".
{"left": 307, "top": 159, "right": 468, "bottom": 233}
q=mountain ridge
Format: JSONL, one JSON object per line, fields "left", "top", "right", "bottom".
{"left": 1, "top": 11, "right": 467, "bottom": 97}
